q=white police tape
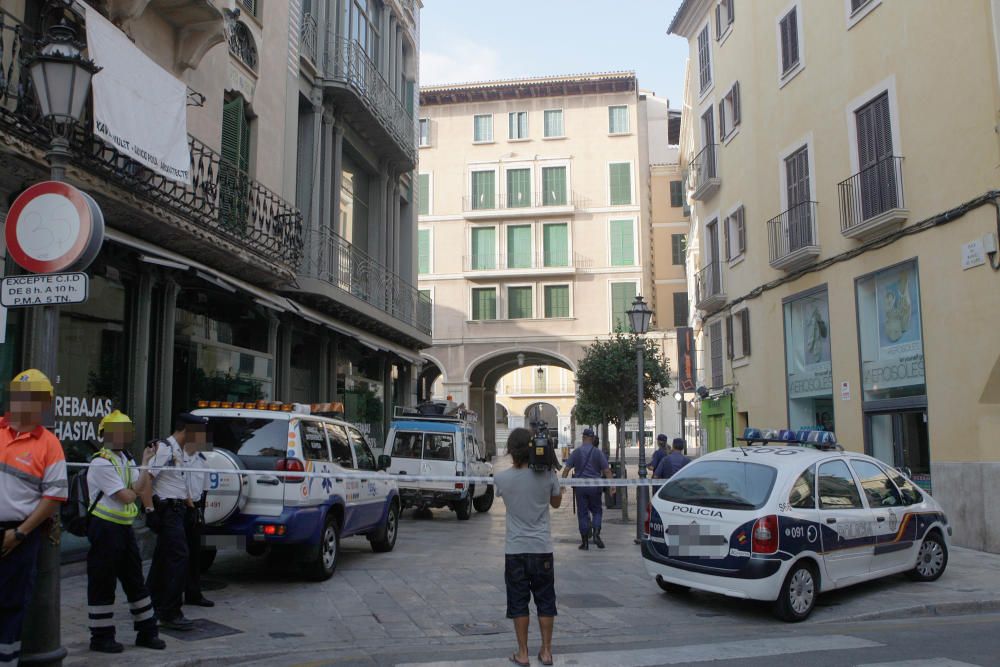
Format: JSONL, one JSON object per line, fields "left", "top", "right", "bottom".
{"left": 64, "top": 462, "right": 665, "bottom": 488}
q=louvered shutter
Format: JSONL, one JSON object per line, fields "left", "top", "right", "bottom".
{"left": 221, "top": 97, "right": 244, "bottom": 167}
{"left": 719, "top": 99, "right": 726, "bottom": 139}
{"left": 418, "top": 174, "right": 430, "bottom": 216}
{"left": 741, "top": 309, "right": 751, "bottom": 356}
{"left": 715, "top": 4, "right": 722, "bottom": 39}
{"left": 417, "top": 229, "right": 430, "bottom": 274}
{"left": 737, "top": 206, "right": 746, "bottom": 254}
{"left": 725, "top": 315, "right": 734, "bottom": 360}
{"left": 723, "top": 215, "right": 731, "bottom": 261}
{"left": 733, "top": 82, "right": 741, "bottom": 126}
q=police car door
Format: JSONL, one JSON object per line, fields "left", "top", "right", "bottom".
{"left": 816, "top": 459, "right": 875, "bottom": 585}
{"left": 347, "top": 425, "right": 385, "bottom": 530}
{"left": 850, "top": 459, "right": 911, "bottom": 574}
{"left": 324, "top": 423, "right": 362, "bottom": 534}
{"left": 297, "top": 419, "right": 333, "bottom": 508}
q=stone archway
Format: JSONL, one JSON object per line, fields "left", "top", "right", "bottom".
{"left": 417, "top": 355, "right": 445, "bottom": 402}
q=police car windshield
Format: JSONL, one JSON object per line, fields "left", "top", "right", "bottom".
{"left": 658, "top": 460, "right": 777, "bottom": 510}
{"left": 209, "top": 418, "right": 288, "bottom": 458}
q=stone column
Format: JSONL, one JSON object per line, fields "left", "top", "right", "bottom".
{"left": 156, "top": 280, "right": 180, "bottom": 436}
{"left": 483, "top": 389, "right": 497, "bottom": 457}
{"left": 128, "top": 268, "right": 154, "bottom": 449}
{"left": 469, "top": 386, "right": 486, "bottom": 446}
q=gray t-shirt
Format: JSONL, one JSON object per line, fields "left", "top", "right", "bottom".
{"left": 494, "top": 467, "right": 561, "bottom": 554}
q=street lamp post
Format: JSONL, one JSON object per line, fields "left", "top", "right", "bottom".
{"left": 21, "top": 11, "right": 100, "bottom": 666}
{"left": 673, "top": 390, "right": 688, "bottom": 452}
{"left": 627, "top": 295, "right": 653, "bottom": 543}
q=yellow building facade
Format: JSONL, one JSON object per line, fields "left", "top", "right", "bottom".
{"left": 671, "top": 0, "right": 1000, "bottom": 552}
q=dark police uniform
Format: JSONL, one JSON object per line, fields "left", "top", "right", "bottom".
{"left": 182, "top": 450, "right": 211, "bottom": 607}
{"left": 564, "top": 443, "right": 609, "bottom": 545}
{"left": 654, "top": 450, "right": 691, "bottom": 480}
{"left": 145, "top": 436, "right": 191, "bottom": 626}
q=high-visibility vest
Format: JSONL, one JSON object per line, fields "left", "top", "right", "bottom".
{"left": 91, "top": 449, "right": 139, "bottom": 526}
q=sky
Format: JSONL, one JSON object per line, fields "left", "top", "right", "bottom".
{"left": 419, "top": 0, "right": 689, "bottom": 108}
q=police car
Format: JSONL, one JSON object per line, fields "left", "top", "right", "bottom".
{"left": 641, "top": 428, "right": 950, "bottom": 622}
{"left": 193, "top": 401, "right": 400, "bottom": 581}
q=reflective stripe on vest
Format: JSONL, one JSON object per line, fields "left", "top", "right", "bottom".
{"left": 92, "top": 449, "right": 138, "bottom": 526}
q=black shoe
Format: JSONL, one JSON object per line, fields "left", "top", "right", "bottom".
{"left": 593, "top": 528, "right": 605, "bottom": 549}
{"left": 186, "top": 596, "right": 215, "bottom": 608}
{"left": 578, "top": 533, "right": 589, "bottom": 550}
{"left": 90, "top": 639, "right": 124, "bottom": 654}
{"left": 159, "top": 614, "right": 194, "bottom": 631}
{"left": 136, "top": 634, "right": 167, "bottom": 650}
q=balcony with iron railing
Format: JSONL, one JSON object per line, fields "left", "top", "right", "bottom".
{"left": 462, "top": 251, "right": 592, "bottom": 277}
{"left": 689, "top": 143, "right": 720, "bottom": 201}
{"left": 323, "top": 34, "right": 416, "bottom": 168}
{"left": 462, "top": 191, "right": 586, "bottom": 219}
{"left": 299, "top": 11, "right": 319, "bottom": 66}
{"left": 694, "top": 262, "right": 726, "bottom": 312}
{"left": 838, "top": 155, "right": 908, "bottom": 240}
{"left": 297, "top": 226, "right": 431, "bottom": 342}
{"left": 0, "top": 10, "right": 302, "bottom": 285}
{"left": 767, "top": 201, "right": 820, "bottom": 271}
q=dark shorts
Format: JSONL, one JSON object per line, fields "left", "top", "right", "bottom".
{"left": 505, "top": 553, "right": 557, "bottom": 618}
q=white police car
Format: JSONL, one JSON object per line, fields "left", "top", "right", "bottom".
{"left": 641, "top": 428, "right": 951, "bottom": 622}
{"left": 193, "top": 401, "right": 400, "bottom": 581}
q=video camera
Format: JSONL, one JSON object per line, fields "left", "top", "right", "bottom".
{"left": 528, "top": 420, "right": 561, "bottom": 472}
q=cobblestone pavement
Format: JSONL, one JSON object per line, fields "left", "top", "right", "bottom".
{"left": 56, "top": 462, "right": 1000, "bottom": 667}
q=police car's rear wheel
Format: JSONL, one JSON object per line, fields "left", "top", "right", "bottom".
{"left": 304, "top": 515, "right": 340, "bottom": 581}
{"left": 655, "top": 575, "right": 689, "bottom": 594}
{"left": 454, "top": 496, "right": 472, "bottom": 521}
{"left": 773, "top": 561, "right": 817, "bottom": 622}
{"left": 370, "top": 501, "right": 399, "bottom": 553}
{"left": 908, "top": 532, "right": 948, "bottom": 582}
{"left": 473, "top": 485, "right": 494, "bottom": 513}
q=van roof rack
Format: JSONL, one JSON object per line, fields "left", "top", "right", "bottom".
{"left": 393, "top": 400, "right": 478, "bottom": 424}
{"left": 736, "top": 427, "right": 843, "bottom": 451}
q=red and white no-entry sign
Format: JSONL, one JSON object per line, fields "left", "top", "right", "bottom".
{"left": 4, "top": 181, "right": 105, "bottom": 274}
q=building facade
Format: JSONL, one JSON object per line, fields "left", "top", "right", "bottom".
{"left": 0, "top": 0, "right": 425, "bottom": 512}
{"left": 670, "top": 0, "right": 1000, "bottom": 551}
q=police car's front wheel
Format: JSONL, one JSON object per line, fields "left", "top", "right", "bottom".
{"left": 773, "top": 561, "right": 817, "bottom": 622}
{"left": 304, "top": 515, "right": 340, "bottom": 581}
{"left": 908, "top": 532, "right": 947, "bottom": 582}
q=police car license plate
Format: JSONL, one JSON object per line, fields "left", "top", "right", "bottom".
{"left": 664, "top": 524, "right": 729, "bottom": 558}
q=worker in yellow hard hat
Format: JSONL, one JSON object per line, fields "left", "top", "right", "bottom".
{"left": 86, "top": 409, "right": 164, "bottom": 653}
{"left": 1, "top": 370, "right": 66, "bottom": 666}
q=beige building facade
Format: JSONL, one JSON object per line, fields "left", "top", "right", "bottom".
{"left": 670, "top": 0, "right": 1000, "bottom": 551}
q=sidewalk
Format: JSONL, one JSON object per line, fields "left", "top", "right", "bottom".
{"left": 56, "top": 490, "right": 1000, "bottom": 667}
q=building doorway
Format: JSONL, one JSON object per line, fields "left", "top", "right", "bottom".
{"left": 866, "top": 409, "right": 931, "bottom": 492}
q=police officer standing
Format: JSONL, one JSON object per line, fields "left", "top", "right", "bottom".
{"left": 653, "top": 438, "right": 691, "bottom": 480}
{"left": 182, "top": 432, "right": 213, "bottom": 609}
{"left": 146, "top": 413, "right": 208, "bottom": 630}
{"left": 0, "top": 370, "right": 67, "bottom": 667}
{"left": 648, "top": 434, "right": 669, "bottom": 473}
{"left": 561, "top": 428, "right": 614, "bottom": 550}
{"left": 86, "top": 410, "right": 166, "bottom": 653}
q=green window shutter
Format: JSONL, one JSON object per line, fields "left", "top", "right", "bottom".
{"left": 541, "top": 166, "right": 567, "bottom": 206}
{"left": 673, "top": 292, "right": 689, "bottom": 327}
{"left": 609, "top": 219, "right": 635, "bottom": 266}
{"left": 418, "top": 230, "right": 430, "bottom": 274}
{"left": 507, "top": 286, "right": 533, "bottom": 319}
{"left": 472, "top": 288, "right": 497, "bottom": 320}
{"left": 670, "top": 180, "right": 684, "bottom": 207}
{"left": 506, "top": 168, "right": 531, "bottom": 208}
{"left": 222, "top": 97, "right": 249, "bottom": 172}
{"left": 611, "top": 282, "right": 637, "bottom": 331}
{"left": 471, "top": 171, "right": 495, "bottom": 209}
{"left": 506, "top": 225, "right": 532, "bottom": 268}
{"left": 470, "top": 227, "right": 496, "bottom": 270}
{"left": 544, "top": 285, "right": 570, "bottom": 318}
{"left": 474, "top": 114, "right": 492, "bottom": 142}
{"left": 609, "top": 163, "right": 631, "bottom": 205}
{"left": 609, "top": 106, "right": 629, "bottom": 134}
{"left": 544, "top": 110, "right": 563, "bottom": 137}
{"left": 543, "top": 224, "right": 568, "bottom": 267}
{"left": 418, "top": 174, "right": 430, "bottom": 216}
{"left": 671, "top": 234, "right": 687, "bottom": 265}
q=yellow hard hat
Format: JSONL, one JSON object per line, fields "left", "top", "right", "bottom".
{"left": 99, "top": 410, "right": 133, "bottom": 434}
{"left": 9, "top": 369, "right": 54, "bottom": 397}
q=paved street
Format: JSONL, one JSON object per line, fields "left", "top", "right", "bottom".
{"left": 55, "top": 461, "right": 1000, "bottom": 667}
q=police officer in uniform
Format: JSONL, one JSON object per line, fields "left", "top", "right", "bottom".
{"left": 86, "top": 410, "right": 166, "bottom": 653}
{"left": 182, "top": 432, "right": 213, "bottom": 608}
{"left": 561, "top": 428, "right": 614, "bottom": 550}
{"left": 653, "top": 438, "right": 691, "bottom": 480}
{"left": 648, "top": 434, "right": 669, "bottom": 473}
{"left": 146, "top": 413, "right": 208, "bottom": 630}
{"left": 0, "top": 370, "right": 67, "bottom": 667}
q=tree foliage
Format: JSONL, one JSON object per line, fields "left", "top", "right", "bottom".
{"left": 573, "top": 333, "right": 672, "bottom": 429}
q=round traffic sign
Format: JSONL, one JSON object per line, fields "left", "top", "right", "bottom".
{"left": 4, "top": 181, "right": 105, "bottom": 274}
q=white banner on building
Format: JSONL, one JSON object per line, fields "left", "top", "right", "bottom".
{"left": 85, "top": 7, "right": 191, "bottom": 184}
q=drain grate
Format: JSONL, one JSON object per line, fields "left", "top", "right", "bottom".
{"left": 558, "top": 594, "right": 622, "bottom": 608}
{"left": 451, "top": 622, "right": 506, "bottom": 636}
{"left": 159, "top": 619, "right": 243, "bottom": 642}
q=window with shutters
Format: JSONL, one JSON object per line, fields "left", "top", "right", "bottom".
{"left": 541, "top": 166, "right": 567, "bottom": 206}
{"left": 725, "top": 309, "right": 751, "bottom": 361}
{"left": 784, "top": 146, "right": 814, "bottom": 250}
{"left": 419, "top": 119, "right": 430, "bottom": 147}
{"left": 610, "top": 282, "right": 638, "bottom": 332}
{"left": 855, "top": 91, "right": 898, "bottom": 220}
{"left": 507, "top": 286, "right": 533, "bottom": 319}
{"left": 847, "top": 0, "right": 881, "bottom": 27}
{"left": 471, "top": 287, "right": 497, "bottom": 321}
{"left": 238, "top": 0, "right": 257, "bottom": 17}
{"left": 506, "top": 224, "right": 532, "bottom": 269}
{"left": 740, "top": 309, "right": 751, "bottom": 357}
{"left": 697, "top": 25, "right": 712, "bottom": 93}
{"left": 673, "top": 292, "right": 689, "bottom": 327}
{"left": 609, "top": 219, "right": 636, "bottom": 266}
{"left": 473, "top": 114, "right": 493, "bottom": 143}
{"left": 670, "top": 180, "right": 684, "bottom": 208}
{"left": 349, "top": 0, "right": 381, "bottom": 64}
{"left": 671, "top": 234, "right": 687, "bottom": 266}
{"left": 779, "top": 6, "right": 802, "bottom": 79}
{"left": 470, "top": 227, "right": 496, "bottom": 270}
{"left": 220, "top": 96, "right": 252, "bottom": 231}
{"left": 715, "top": 0, "right": 734, "bottom": 40}
{"left": 709, "top": 321, "right": 724, "bottom": 388}
{"left": 609, "top": 105, "right": 630, "bottom": 134}
{"left": 544, "top": 284, "right": 570, "bottom": 318}
{"left": 542, "top": 223, "right": 569, "bottom": 267}
{"left": 417, "top": 173, "right": 430, "bottom": 216}
{"left": 417, "top": 229, "right": 431, "bottom": 274}
{"left": 508, "top": 111, "right": 528, "bottom": 140}
{"left": 724, "top": 206, "right": 745, "bottom": 261}
{"left": 506, "top": 168, "right": 531, "bottom": 208}
{"left": 609, "top": 162, "right": 632, "bottom": 205}
{"left": 543, "top": 109, "right": 564, "bottom": 138}
{"left": 720, "top": 82, "right": 741, "bottom": 141}
{"left": 471, "top": 170, "right": 496, "bottom": 210}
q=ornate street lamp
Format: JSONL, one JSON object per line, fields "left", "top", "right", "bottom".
{"left": 627, "top": 295, "right": 653, "bottom": 542}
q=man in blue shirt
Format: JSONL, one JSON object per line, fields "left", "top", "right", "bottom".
{"left": 561, "top": 428, "right": 614, "bottom": 550}
{"left": 648, "top": 434, "right": 669, "bottom": 473}
{"left": 653, "top": 438, "right": 691, "bottom": 480}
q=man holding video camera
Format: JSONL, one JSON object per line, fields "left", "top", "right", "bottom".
{"left": 561, "top": 428, "right": 614, "bottom": 550}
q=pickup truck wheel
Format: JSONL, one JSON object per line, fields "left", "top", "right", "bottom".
{"left": 304, "top": 515, "right": 340, "bottom": 581}
{"left": 370, "top": 501, "right": 399, "bottom": 553}
{"left": 454, "top": 496, "right": 472, "bottom": 521}
{"left": 473, "top": 485, "right": 494, "bottom": 513}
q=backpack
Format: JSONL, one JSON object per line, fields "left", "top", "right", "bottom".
{"left": 61, "top": 454, "right": 105, "bottom": 537}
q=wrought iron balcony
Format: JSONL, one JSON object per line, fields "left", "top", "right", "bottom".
{"left": 300, "top": 12, "right": 319, "bottom": 65}
{"left": 461, "top": 191, "right": 586, "bottom": 218}
{"left": 0, "top": 10, "right": 302, "bottom": 283}
{"left": 462, "top": 251, "right": 591, "bottom": 274}
{"left": 838, "top": 155, "right": 907, "bottom": 240}
{"left": 323, "top": 35, "right": 416, "bottom": 167}
{"left": 689, "top": 143, "right": 720, "bottom": 201}
{"left": 299, "top": 226, "right": 432, "bottom": 338}
{"left": 768, "top": 201, "right": 820, "bottom": 271}
{"left": 694, "top": 262, "right": 726, "bottom": 312}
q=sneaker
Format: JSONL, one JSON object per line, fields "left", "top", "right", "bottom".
{"left": 90, "top": 639, "right": 124, "bottom": 654}
{"left": 159, "top": 614, "right": 195, "bottom": 631}
{"left": 136, "top": 634, "right": 167, "bottom": 650}
{"left": 185, "top": 596, "right": 215, "bottom": 607}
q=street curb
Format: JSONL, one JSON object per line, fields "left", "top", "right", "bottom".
{"left": 820, "top": 598, "right": 1000, "bottom": 623}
